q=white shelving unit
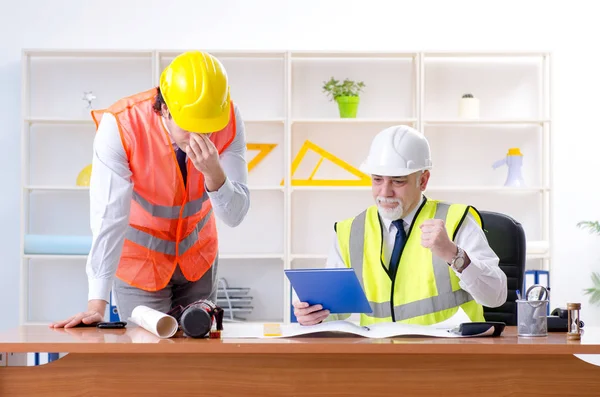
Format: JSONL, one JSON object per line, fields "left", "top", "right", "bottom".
{"left": 20, "top": 50, "right": 552, "bottom": 326}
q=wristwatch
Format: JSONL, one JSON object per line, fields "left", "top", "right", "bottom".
{"left": 449, "top": 246, "right": 466, "bottom": 271}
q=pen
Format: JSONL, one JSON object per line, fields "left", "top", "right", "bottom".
{"left": 516, "top": 289, "right": 521, "bottom": 300}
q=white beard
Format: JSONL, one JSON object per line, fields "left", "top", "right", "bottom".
{"left": 376, "top": 197, "right": 404, "bottom": 220}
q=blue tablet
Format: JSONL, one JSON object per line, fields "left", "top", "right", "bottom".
{"left": 285, "top": 268, "right": 373, "bottom": 314}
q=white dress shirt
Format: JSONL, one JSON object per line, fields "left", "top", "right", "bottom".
{"left": 326, "top": 195, "right": 508, "bottom": 309}
{"left": 86, "top": 103, "right": 250, "bottom": 303}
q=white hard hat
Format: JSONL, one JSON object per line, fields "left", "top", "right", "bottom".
{"left": 359, "top": 125, "right": 432, "bottom": 177}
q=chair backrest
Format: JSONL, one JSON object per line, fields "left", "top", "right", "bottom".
{"left": 478, "top": 211, "right": 526, "bottom": 325}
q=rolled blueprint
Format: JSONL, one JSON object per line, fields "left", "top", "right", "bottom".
{"left": 129, "top": 305, "right": 178, "bottom": 338}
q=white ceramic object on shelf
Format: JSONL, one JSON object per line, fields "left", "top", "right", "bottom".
{"left": 458, "top": 94, "right": 479, "bottom": 119}
{"left": 492, "top": 148, "right": 526, "bottom": 187}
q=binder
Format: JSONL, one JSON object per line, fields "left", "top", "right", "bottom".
{"left": 285, "top": 268, "right": 372, "bottom": 314}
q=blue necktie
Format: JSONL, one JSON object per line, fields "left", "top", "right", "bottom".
{"left": 389, "top": 219, "right": 407, "bottom": 277}
{"left": 176, "top": 148, "right": 187, "bottom": 186}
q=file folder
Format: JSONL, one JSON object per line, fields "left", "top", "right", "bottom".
{"left": 285, "top": 268, "right": 372, "bottom": 314}
{"left": 524, "top": 269, "right": 550, "bottom": 315}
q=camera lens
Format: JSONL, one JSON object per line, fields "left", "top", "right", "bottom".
{"left": 180, "top": 305, "right": 212, "bottom": 338}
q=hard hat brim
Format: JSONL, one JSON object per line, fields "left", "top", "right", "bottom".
{"left": 359, "top": 163, "right": 431, "bottom": 177}
{"left": 172, "top": 102, "right": 231, "bottom": 134}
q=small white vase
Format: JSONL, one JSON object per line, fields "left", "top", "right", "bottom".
{"left": 458, "top": 97, "right": 480, "bottom": 119}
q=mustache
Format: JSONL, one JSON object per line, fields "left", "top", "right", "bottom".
{"left": 376, "top": 197, "right": 401, "bottom": 204}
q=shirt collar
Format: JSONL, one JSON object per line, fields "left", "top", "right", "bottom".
{"left": 380, "top": 195, "right": 425, "bottom": 232}
{"left": 161, "top": 116, "right": 178, "bottom": 147}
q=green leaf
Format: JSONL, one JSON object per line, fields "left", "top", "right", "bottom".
{"left": 576, "top": 221, "right": 600, "bottom": 235}
{"left": 586, "top": 290, "right": 600, "bottom": 305}
{"left": 584, "top": 272, "right": 600, "bottom": 305}
{"left": 322, "top": 77, "right": 366, "bottom": 101}
{"left": 592, "top": 272, "right": 600, "bottom": 286}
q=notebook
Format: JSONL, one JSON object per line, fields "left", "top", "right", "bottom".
{"left": 285, "top": 268, "right": 372, "bottom": 314}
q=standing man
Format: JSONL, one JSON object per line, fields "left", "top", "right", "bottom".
{"left": 293, "top": 125, "right": 507, "bottom": 326}
{"left": 51, "top": 51, "right": 250, "bottom": 328}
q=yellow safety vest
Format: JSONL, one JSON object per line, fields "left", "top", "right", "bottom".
{"left": 335, "top": 198, "right": 486, "bottom": 326}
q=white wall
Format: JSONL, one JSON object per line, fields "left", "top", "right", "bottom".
{"left": 2, "top": 0, "right": 600, "bottom": 330}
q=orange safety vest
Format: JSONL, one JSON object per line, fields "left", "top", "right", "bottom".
{"left": 91, "top": 88, "right": 236, "bottom": 291}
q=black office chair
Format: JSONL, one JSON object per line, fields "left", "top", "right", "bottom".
{"left": 478, "top": 211, "right": 526, "bottom": 325}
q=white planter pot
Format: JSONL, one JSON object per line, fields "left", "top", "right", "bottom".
{"left": 458, "top": 97, "right": 480, "bottom": 119}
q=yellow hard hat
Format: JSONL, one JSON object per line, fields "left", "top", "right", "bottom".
{"left": 160, "top": 51, "right": 231, "bottom": 133}
{"left": 76, "top": 164, "right": 92, "bottom": 186}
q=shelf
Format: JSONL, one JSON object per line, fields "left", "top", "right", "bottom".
{"left": 24, "top": 117, "right": 283, "bottom": 125}
{"left": 24, "top": 254, "right": 88, "bottom": 260}
{"left": 25, "top": 185, "right": 284, "bottom": 192}
{"left": 427, "top": 186, "right": 549, "bottom": 193}
{"left": 291, "top": 186, "right": 548, "bottom": 193}
{"left": 424, "top": 120, "right": 549, "bottom": 126}
{"left": 423, "top": 52, "right": 548, "bottom": 58}
{"left": 25, "top": 49, "right": 154, "bottom": 58}
{"left": 292, "top": 253, "right": 547, "bottom": 260}
{"left": 291, "top": 254, "right": 328, "bottom": 260}
{"left": 292, "top": 118, "right": 416, "bottom": 124}
{"left": 526, "top": 254, "right": 551, "bottom": 260}
{"left": 25, "top": 186, "right": 89, "bottom": 191}
{"left": 292, "top": 186, "right": 370, "bottom": 192}
{"left": 244, "top": 119, "right": 285, "bottom": 124}
{"left": 20, "top": 49, "right": 552, "bottom": 327}
{"left": 250, "top": 186, "right": 285, "bottom": 191}
{"left": 220, "top": 254, "right": 284, "bottom": 260}
{"left": 526, "top": 241, "right": 549, "bottom": 255}
{"left": 25, "top": 118, "right": 95, "bottom": 125}
{"left": 158, "top": 50, "right": 286, "bottom": 59}
{"left": 24, "top": 253, "right": 284, "bottom": 260}
{"left": 291, "top": 51, "right": 417, "bottom": 59}
{"left": 24, "top": 243, "right": 547, "bottom": 261}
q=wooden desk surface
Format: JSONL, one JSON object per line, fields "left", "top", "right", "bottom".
{"left": 1, "top": 325, "right": 600, "bottom": 355}
{"left": 2, "top": 325, "right": 600, "bottom": 396}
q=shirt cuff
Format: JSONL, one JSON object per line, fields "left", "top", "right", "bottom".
{"left": 206, "top": 177, "right": 234, "bottom": 205}
{"left": 88, "top": 278, "right": 113, "bottom": 303}
{"left": 453, "top": 255, "right": 484, "bottom": 285}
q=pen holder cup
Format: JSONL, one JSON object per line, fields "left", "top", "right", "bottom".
{"left": 517, "top": 299, "right": 548, "bottom": 337}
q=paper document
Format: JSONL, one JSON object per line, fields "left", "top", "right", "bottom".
{"left": 221, "top": 320, "right": 497, "bottom": 339}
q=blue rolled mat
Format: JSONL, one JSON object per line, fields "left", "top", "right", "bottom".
{"left": 24, "top": 234, "right": 92, "bottom": 255}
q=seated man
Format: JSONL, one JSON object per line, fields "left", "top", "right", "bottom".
{"left": 293, "top": 125, "right": 508, "bottom": 326}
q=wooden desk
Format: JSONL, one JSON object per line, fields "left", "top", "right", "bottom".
{"left": 1, "top": 325, "right": 600, "bottom": 396}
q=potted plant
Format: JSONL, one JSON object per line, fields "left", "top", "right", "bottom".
{"left": 322, "top": 77, "right": 365, "bottom": 118}
{"left": 576, "top": 220, "right": 600, "bottom": 305}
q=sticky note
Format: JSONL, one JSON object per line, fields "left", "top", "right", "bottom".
{"left": 263, "top": 323, "right": 282, "bottom": 336}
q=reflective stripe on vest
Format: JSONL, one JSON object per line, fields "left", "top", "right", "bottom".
{"left": 348, "top": 203, "right": 474, "bottom": 321}
{"left": 126, "top": 208, "right": 213, "bottom": 256}
{"left": 132, "top": 190, "right": 209, "bottom": 219}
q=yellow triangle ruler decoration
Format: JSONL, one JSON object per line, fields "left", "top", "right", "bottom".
{"left": 246, "top": 143, "right": 277, "bottom": 172}
{"left": 282, "top": 140, "right": 371, "bottom": 186}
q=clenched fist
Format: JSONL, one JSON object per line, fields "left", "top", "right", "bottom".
{"left": 419, "top": 219, "right": 457, "bottom": 263}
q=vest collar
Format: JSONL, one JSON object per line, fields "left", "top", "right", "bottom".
{"left": 160, "top": 116, "right": 179, "bottom": 149}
